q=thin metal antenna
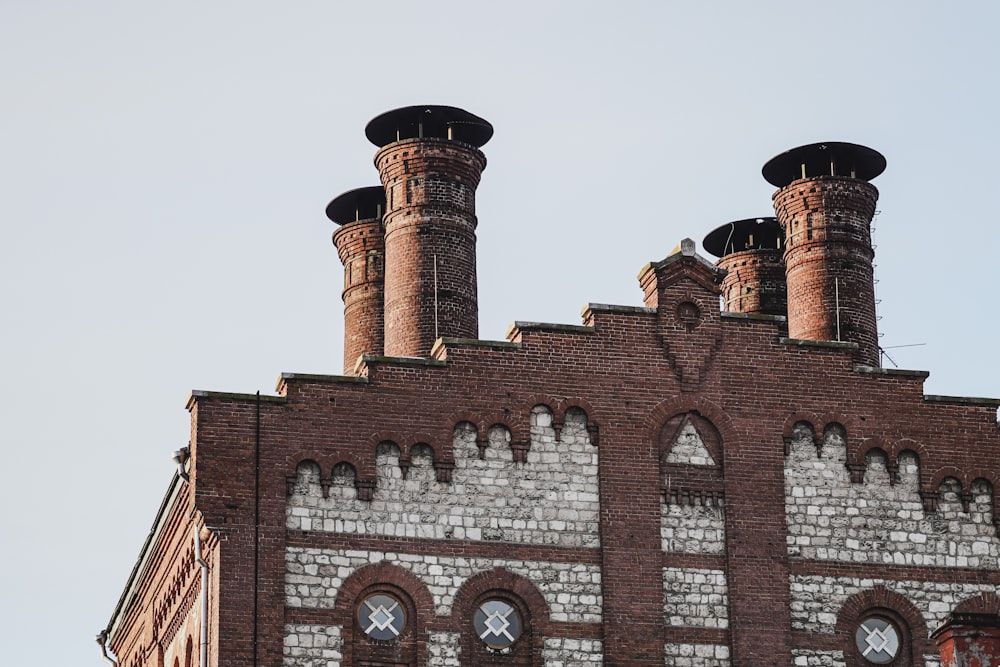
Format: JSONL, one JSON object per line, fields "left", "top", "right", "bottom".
{"left": 433, "top": 255, "right": 439, "bottom": 341}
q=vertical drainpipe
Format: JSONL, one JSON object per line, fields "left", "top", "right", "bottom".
{"left": 193, "top": 526, "right": 209, "bottom": 667}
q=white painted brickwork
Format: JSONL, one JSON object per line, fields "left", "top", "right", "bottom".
{"left": 789, "top": 575, "right": 996, "bottom": 635}
{"left": 427, "top": 631, "right": 461, "bottom": 667}
{"left": 283, "top": 624, "right": 342, "bottom": 667}
{"left": 663, "top": 642, "right": 731, "bottom": 666}
{"left": 785, "top": 425, "right": 998, "bottom": 567}
{"left": 542, "top": 637, "right": 604, "bottom": 665}
{"left": 662, "top": 568, "right": 729, "bottom": 628}
{"left": 285, "top": 547, "right": 603, "bottom": 622}
{"left": 661, "top": 502, "right": 725, "bottom": 554}
{"left": 287, "top": 407, "right": 600, "bottom": 548}
{"left": 791, "top": 649, "right": 843, "bottom": 666}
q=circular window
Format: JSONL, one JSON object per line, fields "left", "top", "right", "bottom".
{"left": 358, "top": 593, "right": 405, "bottom": 641}
{"left": 855, "top": 617, "right": 900, "bottom": 664}
{"left": 474, "top": 599, "right": 522, "bottom": 650}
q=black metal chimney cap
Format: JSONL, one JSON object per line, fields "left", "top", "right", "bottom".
{"left": 326, "top": 186, "right": 386, "bottom": 225}
{"left": 703, "top": 217, "right": 782, "bottom": 258}
{"left": 365, "top": 105, "right": 493, "bottom": 148}
{"left": 762, "top": 142, "right": 886, "bottom": 188}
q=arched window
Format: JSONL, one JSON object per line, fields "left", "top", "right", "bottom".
{"left": 837, "top": 587, "right": 928, "bottom": 667}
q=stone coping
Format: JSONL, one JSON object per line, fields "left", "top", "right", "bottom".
{"left": 430, "top": 337, "right": 520, "bottom": 357}
{"left": 186, "top": 389, "right": 288, "bottom": 409}
{"left": 852, "top": 366, "right": 931, "bottom": 379}
{"left": 924, "top": 394, "right": 1000, "bottom": 407}
{"left": 779, "top": 337, "right": 858, "bottom": 350}
{"left": 505, "top": 320, "right": 596, "bottom": 339}
{"left": 721, "top": 311, "right": 787, "bottom": 323}
{"left": 582, "top": 302, "right": 656, "bottom": 315}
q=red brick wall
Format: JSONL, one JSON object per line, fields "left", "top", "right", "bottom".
{"left": 333, "top": 218, "right": 385, "bottom": 372}
{"left": 772, "top": 176, "right": 880, "bottom": 366}
{"left": 375, "top": 138, "right": 486, "bottom": 357}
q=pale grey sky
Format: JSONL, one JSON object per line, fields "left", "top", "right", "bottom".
{"left": 1, "top": 2, "right": 997, "bottom": 664}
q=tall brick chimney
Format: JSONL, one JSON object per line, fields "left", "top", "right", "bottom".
{"left": 328, "top": 186, "right": 386, "bottom": 373}
{"left": 366, "top": 105, "right": 492, "bottom": 357}
{"left": 763, "top": 142, "right": 886, "bottom": 366}
{"left": 703, "top": 217, "right": 787, "bottom": 317}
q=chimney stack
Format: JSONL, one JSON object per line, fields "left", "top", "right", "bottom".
{"left": 328, "top": 186, "right": 386, "bottom": 373}
{"left": 366, "top": 105, "right": 492, "bottom": 357}
{"left": 703, "top": 217, "right": 787, "bottom": 317}
{"left": 763, "top": 142, "right": 885, "bottom": 366}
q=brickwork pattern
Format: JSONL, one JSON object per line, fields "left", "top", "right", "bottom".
{"left": 285, "top": 548, "right": 603, "bottom": 622}
{"left": 332, "top": 218, "right": 385, "bottom": 372}
{"left": 717, "top": 248, "right": 787, "bottom": 317}
{"left": 286, "top": 407, "right": 599, "bottom": 547}
{"left": 785, "top": 425, "right": 999, "bottom": 567}
{"left": 375, "top": 138, "right": 486, "bottom": 356}
{"left": 663, "top": 642, "right": 731, "bottom": 666}
{"left": 772, "top": 176, "right": 880, "bottom": 365}
{"left": 662, "top": 568, "right": 729, "bottom": 629}
{"left": 789, "top": 575, "right": 997, "bottom": 636}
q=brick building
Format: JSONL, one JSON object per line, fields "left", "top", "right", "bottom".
{"left": 99, "top": 106, "right": 1000, "bottom": 667}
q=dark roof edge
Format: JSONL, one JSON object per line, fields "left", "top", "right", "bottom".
{"left": 924, "top": 394, "right": 1000, "bottom": 407}
{"left": 106, "top": 472, "right": 183, "bottom": 640}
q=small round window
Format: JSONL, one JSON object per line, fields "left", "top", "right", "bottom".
{"left": 358, "top": 593, "right": 405, "bottom": 641}
{"left": 855, "top": 617, "right": 900, "bottom": 664}
{"left": 474, "top": 599, "right": 522, "bottom": 650}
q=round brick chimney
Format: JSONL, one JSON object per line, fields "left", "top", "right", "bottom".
{"left": 763, "top": 142, "right": 885, "bottom": 366}
{"left": 703, "top": 217, "right": 787, "bottom": 317}
{"left": 329, "top": 186, "right": 386, "bottom": 373}
{"left": 367, "top": 105, "right": 492, "bottom": 357}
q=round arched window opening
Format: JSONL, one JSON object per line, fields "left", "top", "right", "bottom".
{"left": 855, "top": 616, "right": 900, "bottom": 664}
{"left": 473, "top": 599, "right": 522, "bottom": 651}
{"left": 358, "top": 593, "right": 406, "bottom": 641}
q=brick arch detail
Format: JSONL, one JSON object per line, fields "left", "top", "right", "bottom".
{"left": 954, "top": 592, "right": 1000, "bottom": 616}
{"left": 450, "top": 567, "right": 549, "bottom": 663}
{"left": 781, "top": 411, "right": 822, "bottom": 454}
{"left": 447, "top": 411, "right": 484, "bottom": 442}
{"left": 554, "top": 396, "right": 598, "bottom": 424}
{"left": 928, "top": 466, "right": 967, "bottom": 492}
{"left": 819, "top": 412, "right": 859, "bottom": 442}
{"left": 481, "top": 410, "right": 525, "bottom": 444}
{"left": 851, "top": 436, "right": 892, "bottom": 463}
{"left": 332, "top": 562, "right": 434, "bottom": 667}
{"left": 646, "top": 395, "right": 736, "bottom": 450}
{"left": 836, "top": 585, "right": 933, "bottom": 665}
{"left": 285, "top": 450, "right": 373, "bottom": 481}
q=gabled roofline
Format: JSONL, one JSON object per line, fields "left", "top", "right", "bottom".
{"left": 104, "top": 471, "right": 183, "bottom": 640}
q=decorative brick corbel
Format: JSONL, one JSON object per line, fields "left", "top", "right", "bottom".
{"left": 919, "top": 489, "right": 939, "bottom": 512}
{"left": 887, "top": 462, "right": 900, "bottom": 486}
{"left": 847, "top": 462, "right": 867, "bottom": 484}
{"left": 320, "top": 476, "right": 332, "bottom": 499}
{"left": 476, "top": 436, "right": 488, "bottom": 460}
{"left": 434, "top": 461, "right": 454, "bottom": 483}
{"left": 355, "top": 478, "right": 376, "bottom": 501}
{"left": 511, "top": 440, "right": 529, "bottom": 463}
{"left": 587, "top": 422, "right": 600, "bottom": 446}
{"left": 398, "top": 456, "right": 411, "bottom": 479}
{"left": 813, "top": 434, "right": 824, "bottom": 458}
{"left": 552, "top": 419, "right": 564, "bottom": 441}
{"left": 285, "top": 475, "right": 297, "bottom": 496}
{"left": 961, "top": 492, "right": 973, "bottom": 513}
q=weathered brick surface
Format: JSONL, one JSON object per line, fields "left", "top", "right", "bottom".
{"left": 772, "top": 176, "right": 880, "bottom": 366}
{"left": 375, "top": 138, "right": 486, "bottom": 357}
{"left": 105, "top": 127, "right": 1000, "bottom": 667}
{"left": 332, "top": 217, "right": 385, "bottom": 373}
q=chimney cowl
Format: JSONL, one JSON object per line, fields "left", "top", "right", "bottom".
{"left": 762, "top": 142, "right": 886, "bottom": 188}
{"left": 365, "top": 105, "right": 493, "bottom": 148}
{"left": 326, "top": 186, "right": 386, "bottom": 225}
{"left": 703, "top": 217, "right": 782, "bottom": 258}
